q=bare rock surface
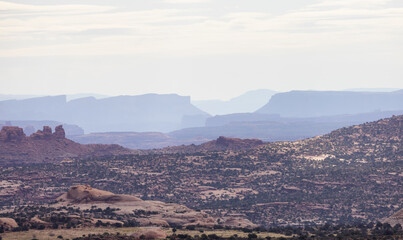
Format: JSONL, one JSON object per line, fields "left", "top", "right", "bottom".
{"left": 55, "top": 185, "right": 218, "bottom": 228}
{"left": 0, "top": 217, "right": 18, "bottom": 229}
{"left": 58, "top": 185, "right": 141, "bottom": 203}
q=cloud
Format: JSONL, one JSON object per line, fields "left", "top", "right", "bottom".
{"left": 0, "top": 0, "right": 402, "bottom": 57}
{"left": 163, "top": 0, "right": 210, "bottom": 4}
{"left": 309, "top": 0, "right": 391, "bottom": 8}
{"left": 0, "top": 1, "right": 115, "bottom": 16}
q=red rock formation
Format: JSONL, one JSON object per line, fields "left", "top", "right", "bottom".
{"left": 31, "top": 126, "right": 53, "bottom": 139}
{"left": 0, "top": 125, "right": 134, "bottom": 164}
{"left": 29, "top": 125, "right": 65, "bottom": 140}
{"left": 0, "top": 126, "right": 26, "bottom": 142}
{"left": 53, "top": 125, "right": 65, "bottom": 139}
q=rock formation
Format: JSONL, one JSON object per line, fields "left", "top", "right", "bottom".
{"left": 0, "top": 217, "right": 19, "bottom": 230}
{"left": 31, "top": 125, "right": 61, "bottom": 140}
{"left": 55, "top": 185, "right": 217, "bottom": 228}
{"left": 0, "top": 125, "right": 134, "bottom": 164}
{"left": 59, "top": 185, "right": 141, "bottom": 203}
{"left": 0, "top": 126, "right": 26, "bottom": 142}
{"left": 54, "top": 125, "right": 66, "bottom": 139}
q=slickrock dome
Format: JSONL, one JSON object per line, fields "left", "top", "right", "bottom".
{"left": 58, "top": 185, "right": 141, "bottom": 203}
{"left": 54, "top": 185, "right": 219, "bottom": 228}
{"left": 0, "top": 217, "right": 19, "bottom": 230}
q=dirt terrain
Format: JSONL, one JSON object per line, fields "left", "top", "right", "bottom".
{"left": 0, "top": 116, "right": 401, "bottom": 233}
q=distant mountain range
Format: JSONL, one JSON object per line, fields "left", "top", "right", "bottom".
{"left": 1, "top": 90, "right": 402, "bottom": 149}
{"left": 256, "top": 90, "right": 403, "bottom": 117}
{"left": 0, "top": 93, "right": 109, "bottom": 102}
{"left": 192, "top": 89, "right": 277, "bottom": 115}
{"left": 70, "top": 109, "right": 403, "bottom": 149}
{"left": 0, "top": 94, "right": 209, "bottom": 133}
{"left": 344, "top": 88, "right": 401, "bottom": 92}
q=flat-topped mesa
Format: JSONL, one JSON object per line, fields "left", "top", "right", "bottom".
{"left": 0, "top": 126, "right": 26, "bottom": 142}
{"left": 30, "top": 125, "right": 65, "bottom": 140}
{"left": 58, "top": 185, "right": 141, "bottom": 204}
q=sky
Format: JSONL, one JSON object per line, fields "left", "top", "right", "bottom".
{"left": 0, "top": 0, "right": 402, "bottom": 100}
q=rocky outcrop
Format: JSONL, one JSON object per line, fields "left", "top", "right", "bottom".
{"left": 55, "top": 185, "right": 217, "bottom": 228}
{"left": 31, "top": 126, "right": 58, "bottom": 140}
{"left": 54, "top": 125, "right": 66, "bottom": 139}
{"left": 0, "top": 217, "right": 19, "bottom": 230}
{"left": 0, "top": 125, "right": 134, "bottom": 164}
{"left": 59, "top": 185, "right": 141, "bottom": 204}
{"left": 0, "top": 126, "right": 26, "bottom": 142}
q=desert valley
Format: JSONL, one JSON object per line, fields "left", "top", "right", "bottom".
{"left": 0, "top": 111, "right": 402, "bottom": 239}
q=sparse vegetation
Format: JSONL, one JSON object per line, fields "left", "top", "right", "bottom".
{"left": 0, "top": 116, "right": 402, "bottom": 239}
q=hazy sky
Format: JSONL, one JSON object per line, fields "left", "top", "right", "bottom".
{"left": 1, "top": 0, "right": 402, "bottom": 100}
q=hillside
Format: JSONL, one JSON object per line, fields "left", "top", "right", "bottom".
{"left": 0, "top": 115, "right": 401, "bottom": 228}
{"left": 0, "top": 125, "right": 133, "bottom": 164}
{"left": 290, "top": 114, "right": 403, "bottom": 161}
{"left": 257, "top": 90, "right": 403, "bottom": 117}
{"left": 157, "top": 136, "right": 265, "bottom": 153}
